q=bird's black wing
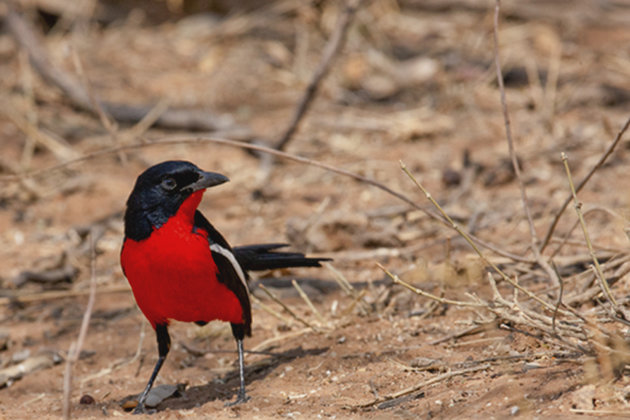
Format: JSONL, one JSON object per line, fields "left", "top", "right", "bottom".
{"left": 194, "top": 211, "right": 251, "bottom": 338}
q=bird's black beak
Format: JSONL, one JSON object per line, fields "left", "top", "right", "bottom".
{"left": 184, "top": 170, "right": 229, "bottom": 192}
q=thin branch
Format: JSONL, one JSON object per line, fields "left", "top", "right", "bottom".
{"left": 62, "top": 233, "right": 97, "bottom": 419}
{"left": 291, "top": 279, "right": 329, "bottom": 327}
{"left": 250, "top": 294, "right": 294, "bottom": 326}
{"left": 540, "top": 116, "right": 630, "bottom": 252}
{"left": 561, "top": 153, "right": 617, "bottom": 308}
{"left": 324, "top": 262, "right": 370, "bottom": 314}
{"left": 551, "top": 262, "right": 564, "bottom": 334}
{"left": 400, "top": 161, "right": 572, "bottom": 316}
{"left": 378, "top": 263, "right": 485, "bottom": 308}
{"left": 274, "top": 0, "right": 362, "bottom": 151}
{"left": 358, "top": 364, "right": 491, "bottom": 408}
{"left": 0, "top": 134, "right": 531, "bottom": 263}
{"left": 492, "top": 0, "right": 562, "bottom": 290}
{"left": 429, "top": 323, "right": 492, "bottom": 345}
{"left": 258, "top": 284, "right": 319, "bottom": 332}
{"left": 69, "top": 48, "right": 117, "bottom": 137}
{"left": 492, "top": 0, "right": 538, "bottom": 244}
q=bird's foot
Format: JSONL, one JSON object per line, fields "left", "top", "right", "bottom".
{"left": 132, "top": 403, "right": 156, "bottom": 415}
{"left": 225, "top": 391, "right": 250, "bottom": 407}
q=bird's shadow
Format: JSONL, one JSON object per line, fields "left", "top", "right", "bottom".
{"left": 147, "top": 345, "right": 328, "bottom": 412}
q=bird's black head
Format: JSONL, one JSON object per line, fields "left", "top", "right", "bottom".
{"left": 124, "top": 160, "right": 229, "bottom": 241}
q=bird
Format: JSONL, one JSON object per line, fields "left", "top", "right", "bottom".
{"left": 120, "top": 160, "right": 328, "bottom": 413}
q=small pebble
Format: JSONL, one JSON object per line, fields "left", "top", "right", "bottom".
{"left": 80, "top": 394, "right": 95, "bottom": 405}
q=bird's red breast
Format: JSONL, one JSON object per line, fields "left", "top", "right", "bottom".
{"left": 121, "top": 191, "right": 244, "bottom": 328}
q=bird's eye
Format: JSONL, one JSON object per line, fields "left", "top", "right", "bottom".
{"left": 161, "top": 177, "right": 177, "bottom": 191}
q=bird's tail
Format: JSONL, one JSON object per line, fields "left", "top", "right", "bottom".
{"left": 233, "top": 243, "right": 330, "bottom": 272}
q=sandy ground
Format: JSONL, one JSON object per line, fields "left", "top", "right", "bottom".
{"left": 2, "top": 1, "right": 630, "bottom": 418}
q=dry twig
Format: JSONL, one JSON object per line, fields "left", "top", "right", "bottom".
{"left": 62, "top": 233, "right": 97, "bottom": 420}
{"left": 562, "top": 153, "right": 630, "bottom": 327}
{"left": 258, "top": 284, "right": 319, "bottom": 332}
{"left": 291, "top": 279, "right": 329, "bottom": 328}
{"left": 274, "top": 0, "right": 362, "bottom": 151}
{"left": 399, "top": 161, "right": 571, "bottom": 316}
{"left": 540, "top": 116, "right": 630, "bottom": 252}
{"left": 358, "top": 364, "right": 490, "bottom": 408}
{"left": 250, "top": 294, "right": 294, "bottom": 326}
{"left": 492, "top": 0, "right": 537, "bottom": 245}
{"left": 561, "top": 153, "right": 618, "bottom": 309}
{"left": 0, "top": 134, "right": 531, "bottom": 263}
{"left": 493, "top": 0, "right": 562, "bottom": 289}
{"left": 377, "top": 263, "right": 484, "bottom": 308}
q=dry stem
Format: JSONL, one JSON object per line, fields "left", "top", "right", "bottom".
{"left": 399, "top": 161, "right": 571, "bottom": 317}
{"left": 258, "top": 284, "right": 319, "bottom": 332}
{"left": 291, "top": 279, "right": 329, "bottom": 328}
{"left": 561, "top": 153, "right": 618, "bottom": 309}
{"left": 492, "top": 0, "right": 537, "bottom": 245}
{"left": 62, "top": 233, "right": 97, "bottom": 419}
{"left": 250, "top": 294, "right": 293, "bottom": 326}
{"left": 377, "top": 263, "right": 484, "bottom": 308}
{"left": 541, "top": 116, "right": 630, "bottom": 252}
{"left": 493, "top": 0, "right": 563, "bottom": 290}
{"left": 0, "top": 133, "right": 532, "bottom": 263}
{"left": 359, "top": 364, "right": 490, "bottom": 408}
{"left": 274, "top": 0, "right": 362, "bottom": 151}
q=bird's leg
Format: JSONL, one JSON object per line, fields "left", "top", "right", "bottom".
{"left": 133, "top": 324, "right": 170, "bottom": 414}
{"left": 226, "top": 338, "right": 250, "bottom": 406}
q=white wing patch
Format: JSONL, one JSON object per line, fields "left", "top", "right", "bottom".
{"left": 210, "top": 243, "right": 249, "bottom": 293}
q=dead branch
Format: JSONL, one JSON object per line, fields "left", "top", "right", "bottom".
{"left": 540, "top": 116, "right": 630, "bottom": 252}
{"left": 358, "top": 364, "right": 490, "bottom": 408}
{"left": 250, "top": 294, "right": 294, "bottom": 326}
{"left": 492, "top": 0, "right": 537, "bottom": 245}
{"left": 0, "top": 353, "right": 59, "bottom": 387}
{"left": 564, "top": 259, "right": 630, "bottom": 306}
{"left": 399, "top": 161, "right": 573, "bottom": 316}
{"left": 378, "top": 263, "right": 485, "bottom": 308}
{"left": 549, "top": 206, "right": 629, "bottom": 259}
{"left": 562, "top": 153, "right": 630, "bottom": 327}
{"left": 273, "top": 0, "right": 362, "bottom": 151}
{"left": 62, "top": 233, "right": 97, "bottom": 420}
{"left": 561, "top": 153, "right": 617, "bottom": 307}
{"left": 551, "top": 262, "right": 564, "bottom": 334}
{"left": 0, "top": 134, "right": 531, "bottom": 263}
{"left": 492, "top": 0, "right": 563, "bottom": 292}
{"left": 11, "top": 264, "right": 78, "bottom": 288}
{"left": 292, "top": 279, "right": 329, "bottom": 328}
{"left": 429, "top": 323, "right": 493, "bottom": 345}
{"left": 3, "top": 6, "right": 247, "bottom": 134}
{"left": 324, "top": 262, "right": 370, "bottom": 314}
{"left": 0, "top": 102, "right": 80, "bottom": 162}
{"left": 486, "top": 274, "right": 589, "bottom": 352}
{"left": 258, "top": 284, "right": 320, "bottom": 332}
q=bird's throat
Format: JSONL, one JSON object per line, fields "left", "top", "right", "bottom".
{"left": 177, "top": 190, "right": 205, "bottom": 223}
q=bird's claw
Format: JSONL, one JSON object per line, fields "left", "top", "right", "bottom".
{"left": 225, "top": 392, "right": 250, "bottom": 407}
{"left": 132, "top": 403, "right": 156, "bottom": 415}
